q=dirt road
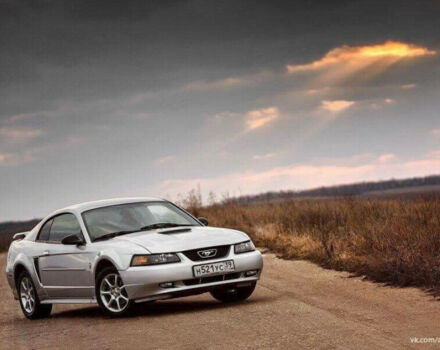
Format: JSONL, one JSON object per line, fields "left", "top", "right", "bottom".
{"left": 1, "top": 252, "right": 439, "bottom": 349}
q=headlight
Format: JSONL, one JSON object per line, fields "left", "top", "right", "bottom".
{"left": 234, "top": 241, "right": 255, "bottom": 254}
{"left": 131, "top": 253, "right": 180, "bottom": 266}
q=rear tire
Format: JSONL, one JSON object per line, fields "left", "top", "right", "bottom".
{"left": 17, "top": 271, "right": 52, "bottom": 319}
{"left": 210, "top": 282, "right": 256, "bottom": 302}
{"left": 96, "top": 267, "right": 132, "bottom": 317}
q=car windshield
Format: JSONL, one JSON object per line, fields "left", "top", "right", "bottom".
{"left": 82, "top": 201, "right": 200, "bottom": 241}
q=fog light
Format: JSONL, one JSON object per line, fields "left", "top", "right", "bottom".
{"left": 245, "top": 270, "right": 258, "bottom": 277}
{"left": 159, "top": 282, "right": 175, "bottom": 288}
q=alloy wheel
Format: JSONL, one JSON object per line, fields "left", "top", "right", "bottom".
{"left": 99, "top": 273, "right": 130, "bottom": 313}
{"left": 20, "top": 276, "right": 35, "bottom": 314}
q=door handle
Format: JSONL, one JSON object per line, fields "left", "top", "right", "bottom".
{"left": 43, "top": 250, "right": 50, "bottom": 256}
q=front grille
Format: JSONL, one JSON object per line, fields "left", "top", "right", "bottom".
{"left": 182, "top": 245, "right": 231, "bottom": 261}
{"left": 183, "top": 272, "right": 241, "bottom": 286}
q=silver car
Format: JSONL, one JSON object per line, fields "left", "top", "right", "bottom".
{"left": 6, "top": 198, "right": 263, "bottom": 318}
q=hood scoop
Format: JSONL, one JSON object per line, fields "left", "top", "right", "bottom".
{"left": 157, "top": 227, "right": 192, "bottom": 234}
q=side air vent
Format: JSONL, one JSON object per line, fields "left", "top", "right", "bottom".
{"left": 34, "top": 258, "right": 42, "bottom": 283}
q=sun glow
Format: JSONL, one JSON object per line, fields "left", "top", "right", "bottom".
{"left": 245, "top": 107, "right": 279, "bottom": 130}
{"left": 358, "top": 42, "right": 435, "bottom": 58}
{"left": 320, "top": 100, "right": 355, "bottom": 114}
{"left": 287, "top": 41, "right": 436, "bottom": 73}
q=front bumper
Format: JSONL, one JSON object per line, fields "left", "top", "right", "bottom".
{"left": 120, "top": 249, "right": 263, "bottom": 302}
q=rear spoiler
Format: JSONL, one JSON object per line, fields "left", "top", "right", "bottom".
{"left": 13, "top": 231, "right": 28, "bottom": 241}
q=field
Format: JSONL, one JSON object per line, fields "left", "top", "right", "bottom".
{"left": 0, "top": 234, "right": 12, "bottom": 252}
{"left": 1, "top": 192, "right": 440, "bottom": 348}
{"left": 2, "top": 194, "right": 440, "bottom": 293}
{"left": 0, "top": 219, "right": 39, "bottom": 252}
{"left": 190, "top": 196, "right": 440, "bottom": 292}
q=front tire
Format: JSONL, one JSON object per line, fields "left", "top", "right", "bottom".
{"left": 210, "top": 282, "right": 256, "bottom": 302}
{"left": 96, "top": 267, "right": 132, "bottom": 317}
{"left": 17, "top": 271, "right": 52, "bottom": 319}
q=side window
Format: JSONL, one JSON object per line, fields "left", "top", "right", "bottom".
{"left": 49, "top": 214, "right": 81, "bottom": 243}
{"left": 37, "top": 219, "right": 53, "bottom": 241}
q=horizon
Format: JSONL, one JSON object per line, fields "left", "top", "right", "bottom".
{"left": 1, "top": 173, "right": 439, "bottom": 223}
{"left": 1, "top": 1, "right": 440, "bottom": 221}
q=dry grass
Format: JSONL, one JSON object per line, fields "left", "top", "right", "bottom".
{"left": 1, "top": 195, "right": 439, "bottom": 291}
{"left": 0, "top": 219, "right": 39, "bottom": 252}
{"left": 0, "top": 233, "right": 13, "bottom": 252}
{"left": 193, "top": 197, "right": 440, "bottom": 290}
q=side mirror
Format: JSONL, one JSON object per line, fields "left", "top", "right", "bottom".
{"left": 198, "top": 217, "right": 208, "bottom": 226}
{"left": 13, "top": 232, "right": 27, "bottom": 241}
{"left": 61, "top": 234, "right": 84, "bottom": 245}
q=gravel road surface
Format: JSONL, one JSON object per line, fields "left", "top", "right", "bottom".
{"left": 1, "top": 252, "right": 439, "bottom": 349}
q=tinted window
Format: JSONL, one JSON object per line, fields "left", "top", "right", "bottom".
{"left": 83, "top": 202, "right": 200, "bottom": 240}
{"left": 49, "top": 214, "right": 81, "bottom": 243}
{"left": 37, "top": 219, "right": 53, "bottom": 241}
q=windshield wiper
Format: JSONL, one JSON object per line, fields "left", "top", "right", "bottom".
{"left": 139, "top": 223, "right": 195, "bottom": 231}
{"left": 94, "top": 223, "right": 195, "bottom": 241}
{"left": 93, "top": 230, "right": 139, "bottom": 242}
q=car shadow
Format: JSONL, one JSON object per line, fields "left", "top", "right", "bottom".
{"left": 51, "top": 295, "right": 270, "bottom": 319}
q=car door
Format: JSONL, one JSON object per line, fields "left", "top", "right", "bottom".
{"left": 38, "top": 213, "right": 96, "bottom": 299}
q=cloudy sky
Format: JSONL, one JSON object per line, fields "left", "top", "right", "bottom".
{"left": 1, "top": 0, "right": 440, "bottom": 220}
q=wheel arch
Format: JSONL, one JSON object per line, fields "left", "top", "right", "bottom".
{"left": 11, "top": 253, "right": 39, "bottom": 299}
{"left": 94, "top": 258, "right": 118, "bottom": 280}
{"left": 13, "top": 263, "right": 29, "bottom": 288}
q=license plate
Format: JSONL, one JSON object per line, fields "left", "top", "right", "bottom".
{"left": 193, "top": 260, "right": 235, "bottom": 277}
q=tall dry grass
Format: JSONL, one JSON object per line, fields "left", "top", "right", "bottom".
{"left": 195, "top": 197, "right": 440, "bottom": 290}
{"left": 0, "top": 233, "right": 14, "bottom": 252}
{"left": 1, "top": 195, "right": 439, "bottom": 291}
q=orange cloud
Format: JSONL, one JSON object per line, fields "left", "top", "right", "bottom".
{"left": 184, "top": 77, "right": 245, "bottom": 90}
{"left": 0, "top": 127, "right": 43, "bottom": 143}
{"left": 212, "top": 106, "right": 279, "bottom": 132}
{"left": 320, "top": 100, "right": 355, "bottom": 113}
{"left": 245, "top": 107, "right": 279, "bottom": 130}
{"left": 401, "top": 83, "right": 416, "bottom": 89}
{"left": 182, "top": 71, "right": 272, "bottom": 91}
{"left": 286, "top": 41, "right": 436, "bottom": 73}
{"left": 377, "top": 153, "right": 396, "bottom": 163}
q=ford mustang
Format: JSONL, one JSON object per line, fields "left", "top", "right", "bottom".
{"left": 6, "top": 198, "right": 263, "bottom": 318}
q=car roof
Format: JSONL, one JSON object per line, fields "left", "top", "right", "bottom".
{"left": 26, "top": 197, "right": 167, "bottom": 241}
{"left": 59, "top": 197, "right": 164, "bottom": 213}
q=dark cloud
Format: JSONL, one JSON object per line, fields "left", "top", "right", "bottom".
{"left": 0, "top": 1, "right": 438, "bottom": 103}
{"left": 0, "top": 0, "right": 439, "bottom": 220}
{"left": 68, "top": 0, "right": 183, "bottom": 20}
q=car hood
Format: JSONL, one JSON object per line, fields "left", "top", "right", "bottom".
{"left": 115, "top": 226, "right": 249, "bottom": 253}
